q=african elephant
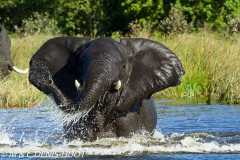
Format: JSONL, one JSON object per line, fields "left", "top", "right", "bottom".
{"left": 29, "top": 36, "right": 184, "bottom": 141}
{"left": 0, "top": 26, "right": 28, "bottom": 78}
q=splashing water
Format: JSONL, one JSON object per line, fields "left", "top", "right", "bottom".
{"left": 0, "top": 98, "right": 240, "bottom": 158}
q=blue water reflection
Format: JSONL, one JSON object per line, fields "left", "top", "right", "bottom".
{"left": 0, "top": 99, "right": 240, "bottom": 159}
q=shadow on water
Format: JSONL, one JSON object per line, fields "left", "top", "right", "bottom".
{"left": 0, "top": 98, "right": 240, "bottom": 159}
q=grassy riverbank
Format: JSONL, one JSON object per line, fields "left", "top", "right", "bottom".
{"left": 154, "top": 33, "right": 239, "bottom": 104}
{"left": 0, "top": 33, "right": 239, "bottom": 108}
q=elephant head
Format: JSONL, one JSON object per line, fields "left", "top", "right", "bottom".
{"left": 0, "top": 26, "right": 28, "bottom": 78}
{"left": 29, "top": 36, "right": 184, "bottom": 140}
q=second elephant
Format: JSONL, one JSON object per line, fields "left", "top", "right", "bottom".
{"left": 0, "top": 26, "right": 28, "bottom": 78}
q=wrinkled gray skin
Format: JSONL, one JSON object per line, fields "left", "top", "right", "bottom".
{"left": 0, "top": 26, "right": 14, "bottom": 77}
{"left": 29, "top": 37, "right": 184, "bottom": 141}
{"left": 0, "top": 26, "right": 28, "bottom": 78}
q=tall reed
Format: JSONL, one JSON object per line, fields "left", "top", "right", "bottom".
{"left": 154, "top": 33, "right": 240, "bottom": 104}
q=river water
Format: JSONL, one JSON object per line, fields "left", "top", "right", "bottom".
{"left": 0, "top": 98, "right": 239, "bottom": 159}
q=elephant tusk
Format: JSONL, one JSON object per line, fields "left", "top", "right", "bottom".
{"left": 75, "top": 80, "right": 83, "bottom": 90}
{"left": 114, "top": 80, "right": 121, "bottom": 90}
{"left": 12, "top": 66, "right": 29, "bottom": 74}
{"left": 75, "top": 80, "right": 80, "bottom": 89}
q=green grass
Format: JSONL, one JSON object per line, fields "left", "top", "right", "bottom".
{"left": 0, "top": 33, "right": 239, "bottom": 108}
{"left": 153, "top": 33, "right": 240, "bottom": 104}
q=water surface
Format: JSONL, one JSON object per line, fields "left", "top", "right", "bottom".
{"left": 0, "top": 99, "right": 239, "bottom": 159}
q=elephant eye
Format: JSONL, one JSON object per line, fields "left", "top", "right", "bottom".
{"left": 119, "top": 65, "right": 127, "bottom": 79}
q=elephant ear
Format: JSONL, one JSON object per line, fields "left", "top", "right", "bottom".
{"left": 29, "top": 37, "right": 91, "bottom": 101}
{"left": 118, "top": 38, "right": 185, "bottom": 111}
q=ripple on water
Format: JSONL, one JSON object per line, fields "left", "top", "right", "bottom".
{"left": 0, "top": 99, "right": 240, "bottom": 158}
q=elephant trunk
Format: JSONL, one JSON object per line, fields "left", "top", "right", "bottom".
{"left": 73, "top": 86, "right": 103, "bottom": 114}
{"left": 0, "top": 51, "right": 28, "bottom": 75}
{"left": 72, "top": 70, "right": 112, "bottom": 114}
{"left": 46, "top": 72, "right": 111, "bottom": 115}
{"left": 69, "top": 62, "right": 119, "bottom": 112}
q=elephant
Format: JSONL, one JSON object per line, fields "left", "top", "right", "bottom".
{"left": 0, "top": 25, "right": 28, "bottom": 78}
{"left": 29, "top": 36, "right": 184, "bottom": 141}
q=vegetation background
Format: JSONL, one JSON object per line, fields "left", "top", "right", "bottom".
{"left": 1, "top": 0, "right": 240, "bottom": 37}
{"left": 0, "top": 0, "right": 239, "bottom": 107}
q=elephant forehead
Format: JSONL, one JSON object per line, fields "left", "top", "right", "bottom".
{"left": 82, "top": 42, "right": 127, "bottom": 62}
